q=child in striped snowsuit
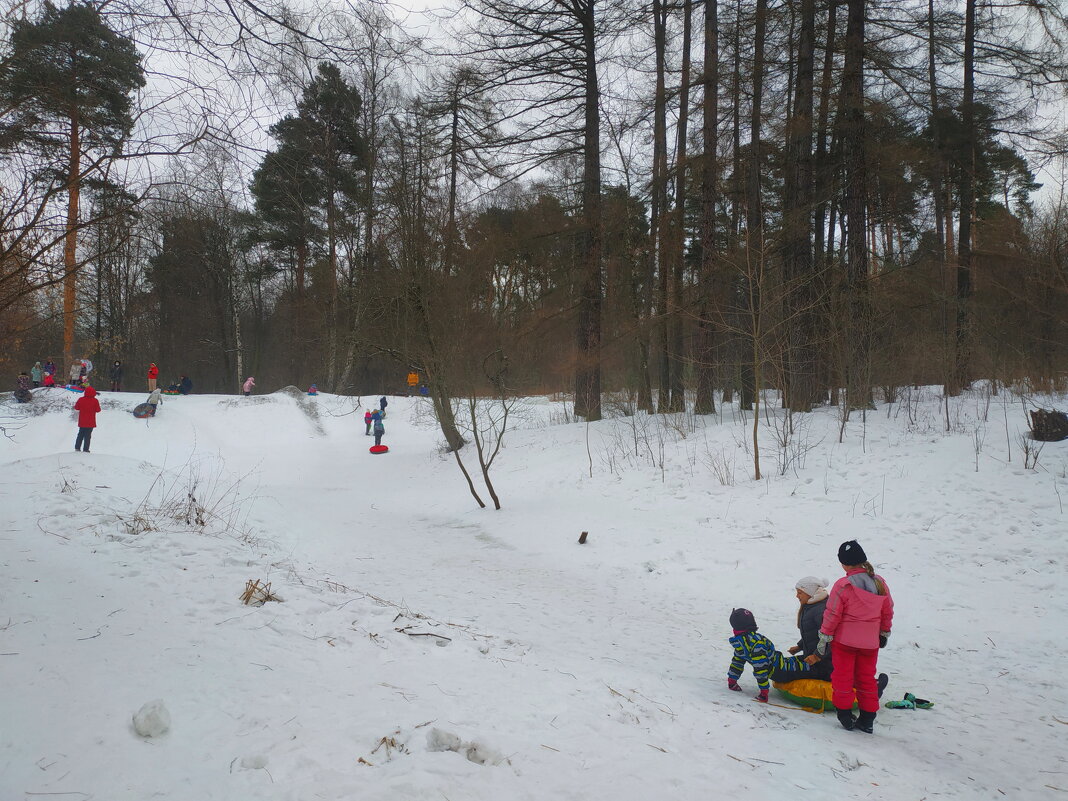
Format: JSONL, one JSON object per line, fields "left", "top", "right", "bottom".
{"left": 726, "top": 608, "right": 811, "bottom": 702}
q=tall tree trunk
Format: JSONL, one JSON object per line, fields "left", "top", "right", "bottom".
{"left": 445, "top": 81, "right": 461, "bottom": 278}
{"left": 783, "top": 0, "right": 817, "bottom": 412}
{"left": 843, "top": 0, "right": 870, "bottom": 409}
{"left": 326, "top": 185, "right": 339, "bottom": 391}
{"left": 574, "top": 0, "right": 603, "bottom": 421}
{"left": 694, "top": 0, "right": 718, "bottom": 415}
{"left": 652, "top": 0, "right": 670, "bottom": 412}
{"left": 813, "top": 2, "right": 836, "bottom": 267}
{"left": 953, "top": 0, "right": 976, "bottom": 394}
{"left": 63, "top": 113, "right": 81, "bottom": 370}
{"left": 741, "top": 0, "right": 768, "bottom": 413}
{"left": 668, "top": 0, "right": 692, "bottom": 412}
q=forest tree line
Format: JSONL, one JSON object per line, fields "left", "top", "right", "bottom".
{"left": 1, "top": 0, "right": 1067, "bottom": 436}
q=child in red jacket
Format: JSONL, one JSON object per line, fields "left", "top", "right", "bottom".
{"left": 817, "top": 540, "right": 894, "bottom": 733}
{"left": 74, "top": 386, "right": 101, "bottom": 453}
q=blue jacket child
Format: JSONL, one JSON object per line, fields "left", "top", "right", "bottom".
{"left": 726, "top": 608, "right": 810, "bottom": 702}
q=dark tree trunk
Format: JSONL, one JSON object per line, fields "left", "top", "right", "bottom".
{"left": 667, "top": 0, "right": 693, "bottom": 413}
{"left": 813, "top": 3, "right": 836, "bottom": 270}
{"left": 63, "top": 112, "right": 81, "bottom": 370}
{"left": 740, "top": 0, "right": 768, "bottom": 413}
{"left": 782, "top": 0, "right": 818, "bottom": 412}
{"left": 952, "top": 0, "right": 976, "bottom": 395}
{"left": 574, "top": 0, "right": 603, "bottom": 421}
{"left": 843, "top": 0, "right": 870, "bottom": 409}
{"left": 694, "top": 0, "right": 718, "bottom": 415}
{"left": 652, "top": 0, "right": 670, "bottom": 412}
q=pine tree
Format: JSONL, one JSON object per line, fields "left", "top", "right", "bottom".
{"left": 250, "top": 62, "right": 365, "bottom": 388}
{"left": 0, "top": 1, "right": 144, "bottom": 369}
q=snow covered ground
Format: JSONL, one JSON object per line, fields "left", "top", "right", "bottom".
{"left": 1, "top": 383, "right": 1066, "bottom": 801}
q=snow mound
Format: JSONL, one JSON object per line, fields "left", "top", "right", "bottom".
{"left": 426, "top": 727, "right": 506, "bottom": 767}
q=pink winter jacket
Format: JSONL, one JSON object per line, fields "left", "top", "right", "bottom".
{"left": 820, "top": 568, "right": 894, "bottom": 650}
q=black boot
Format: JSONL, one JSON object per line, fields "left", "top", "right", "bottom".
{"left": 877, "top": 673, "right": 889, "bottom": 699}
{"left": 855, "top": 710, "right": 876, "bottom": 734}
{"left": 836, "top": 708, "right": 856, "bottom": 731}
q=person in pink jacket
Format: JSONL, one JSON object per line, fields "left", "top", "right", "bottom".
{"left": 242, "top": 377, "right": 255, "bottom": 396}
{"left": 816, "top": 540, "right": 893, "bottom": 734}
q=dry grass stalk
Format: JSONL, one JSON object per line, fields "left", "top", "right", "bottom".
{"left": 240, "top": 579, "right": 281, "bottom": 606}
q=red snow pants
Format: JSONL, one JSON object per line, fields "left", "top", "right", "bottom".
{"left": 830, "top": 642, "right": 880, "bottom": 713}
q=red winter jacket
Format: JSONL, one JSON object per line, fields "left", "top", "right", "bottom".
{"left": 820, "top": 568, "right": 893, "bottom": 650}
{"left": 74, "top": 387, "right": 101, "bottom": 428}
{"left": 147, "top": 364, "right": 159, "bottom": 379}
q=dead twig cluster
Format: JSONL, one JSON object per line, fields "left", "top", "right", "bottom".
{"left": 240, "top": 579, "right": 282, "bottom": 606}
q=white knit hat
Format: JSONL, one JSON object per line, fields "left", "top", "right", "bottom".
{"left": 795, "top": 576, "right": 828, "bottom": 597}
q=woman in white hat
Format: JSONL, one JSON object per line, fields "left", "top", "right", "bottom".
{"left": 770, "top": 576, "right": 832, "bottom": 683}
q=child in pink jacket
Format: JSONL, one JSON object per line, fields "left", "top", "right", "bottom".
{"left": 817, "top": 540, "right": 893, "bottom": 734}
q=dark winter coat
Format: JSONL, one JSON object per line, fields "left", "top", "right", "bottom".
{"left": 373, "top": 421, "right": 385, "bottom": 436}
{"left": 17, "top": 374, "right": 31, "bottom": 392}
{"left": 179, "top": 376, "right": 193, "bottom": 395}
{"left": 379, "top": 396, "right": 388, "bottom": 410}
{"left": 109, "top": 363, "right": 124, "bottom": 382}
{"left": 43, "top": 361, "right": 56, "bottom": 376}
{"left": 797, "top": 598, "right": 833, "bottom": 680}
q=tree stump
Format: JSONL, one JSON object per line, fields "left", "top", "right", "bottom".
{"left": 1029, "top": 409, "right": 1068, "bottom": 442}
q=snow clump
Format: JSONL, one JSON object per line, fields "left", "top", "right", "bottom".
{"left": 132, "top": 699, "right": 171, "bottom": 737}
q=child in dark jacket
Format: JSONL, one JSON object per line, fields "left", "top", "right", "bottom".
{"left": 726, "top": 608, "right": 812, "bottom": 702}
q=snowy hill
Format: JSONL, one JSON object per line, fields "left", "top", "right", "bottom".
{"left": 1, "top": 385, "right": 1065, "bottom": 800}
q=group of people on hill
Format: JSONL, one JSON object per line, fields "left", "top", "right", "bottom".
{"left": 727, "top": 540, "right": 893, "bottom": 734}
{"left": 13, "top": 358, "right": 187, "bottom": 398}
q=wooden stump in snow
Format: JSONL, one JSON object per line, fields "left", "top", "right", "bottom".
{"left": 1029, "top": 409, "right": 1068, "bottom": 442}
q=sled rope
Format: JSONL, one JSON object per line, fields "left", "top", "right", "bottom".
{"left": 763, "top": 699, "right": 824, "bottom": 714}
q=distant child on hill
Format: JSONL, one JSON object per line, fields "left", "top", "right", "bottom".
{"left": 364, "top": 409, "right": 373, "bottom": 435}
{"left": 42, "top": 372, "right": 55, "bottom": 388}
{"left": 74, "top": 386, "right": 101, "bottom": 452}
{"left": 15, "top": 372, "right": 32, "bottom": 403}
{"left": 146, "top": 387, "right": 163, "bottom": 415}
{"left": 243, "top": 376, "right": 255, "bottom": 396}
{"left": 726, "top": 608, "right": 811, "bottom": 702}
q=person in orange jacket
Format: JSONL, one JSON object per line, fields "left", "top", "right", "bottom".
{"left": 147, "top": 363, "right": 159, "bottom": 391}
{"left": 74, "top": 386, "right": 101, "bottom": 452}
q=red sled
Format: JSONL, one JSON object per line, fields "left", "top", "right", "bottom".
{"left": 369, "top": 445, "right": 389, "bottom": 454}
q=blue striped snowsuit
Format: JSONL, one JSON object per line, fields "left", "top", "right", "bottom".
{"left": 727, "top": 631, "right": 811, "bottom": 690}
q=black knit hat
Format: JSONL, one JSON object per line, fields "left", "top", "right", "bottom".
{"left": 729, "top": 608, "right": 758, "bottom": 632}
{"left": 838, "top": 540, "right": 867, "bottom": 566}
